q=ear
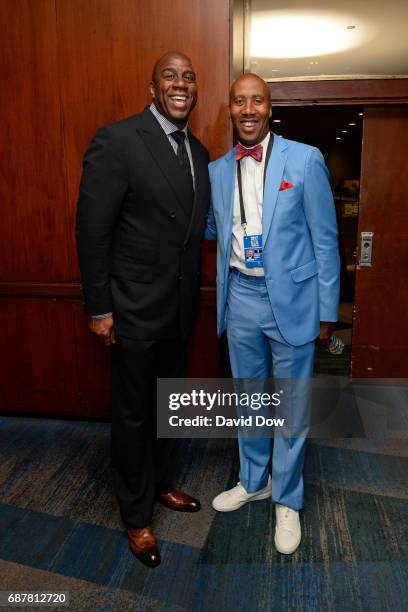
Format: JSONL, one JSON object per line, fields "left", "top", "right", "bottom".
{"left": 149, "top": 81, "right": 155, "bottom": 99}
{"left": 269, "top": 106, "right": 272, "bottom": 118}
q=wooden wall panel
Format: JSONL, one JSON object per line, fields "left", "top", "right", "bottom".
{"left": 0, "top": 299, "right": 79, "bottom": 413}
{"left": 0, "top": 0, "right": 71, "bottom": 282}
{"left": 0, "top": 0, "right": 231, "bottom": 416}
{"left": 55, "top": 0, "right": 231, "bottom": 282}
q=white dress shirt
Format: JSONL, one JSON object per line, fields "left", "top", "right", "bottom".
{"left": 230, "top": 132, "right": 270, "bottom": 276}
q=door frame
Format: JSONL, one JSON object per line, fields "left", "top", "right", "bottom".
{"left": 266, "top": 78, "right": 408, "bottom": 378}
{"left": 268, "top": 78, "right": 408, "bottom": 107}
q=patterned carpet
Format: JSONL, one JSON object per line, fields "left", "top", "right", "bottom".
{"left": 1, "top": 307, "right": 407, "bottom": 611}
{"left": 0, "top": 416, "right": 407, "bottom": 611}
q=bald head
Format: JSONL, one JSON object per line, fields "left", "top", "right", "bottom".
{"left": 229, "top": 73, "right": 272, "bottom": 146}
{"left": 152, "top": 52, "right": 194, "bottom": 82}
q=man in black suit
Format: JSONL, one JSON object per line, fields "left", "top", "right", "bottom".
{"left": 76, "top": 52, "right": 210, "bottom": 567}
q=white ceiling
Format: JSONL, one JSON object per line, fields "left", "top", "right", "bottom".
{"left": 246, "top": 0, "right": 408, "bottom": 80}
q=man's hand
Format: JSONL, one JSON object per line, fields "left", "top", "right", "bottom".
{"left": 316, "top": 322, "right": 335, "bottom": 349}
{"left": 90, "top": 315, "right": 116, "bottom": 346}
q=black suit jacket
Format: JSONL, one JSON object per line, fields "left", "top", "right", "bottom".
{"left": 76, "top": 108, "right": 210, "bottom": 340}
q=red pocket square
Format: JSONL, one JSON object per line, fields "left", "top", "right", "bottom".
{"left": 279, "top": 181, "right": 294, "bottom": 191}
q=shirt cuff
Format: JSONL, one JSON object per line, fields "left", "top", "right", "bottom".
{"left": 92, "top": 312, "right": 113, "bottom": 319}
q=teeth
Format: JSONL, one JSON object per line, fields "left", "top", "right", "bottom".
{"left": 172, "top": 97, "right": 187, "bottom": 101}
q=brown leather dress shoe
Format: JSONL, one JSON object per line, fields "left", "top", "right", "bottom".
{"left": 157, "top": 490, "right": 201, "bottom": 512}
{"left": 127, "top": 526, "right": 161, "bottom": 568}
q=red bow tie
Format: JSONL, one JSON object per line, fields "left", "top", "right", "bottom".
{"left": 236, "top": 143, "right": 263, "bottom": 162}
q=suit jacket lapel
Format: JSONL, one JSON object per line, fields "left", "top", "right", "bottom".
{"left": 137, "top": 108, "right": 193, "bottom": 218}
{"left": 262, "top": 134, "right": 288, "bottom": 245}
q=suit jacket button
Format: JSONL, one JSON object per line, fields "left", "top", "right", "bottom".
{"left": 178, "top": 275, "right": 183, "bottom": 280}
{"left": 169, "top": 211, "right": 176, "bottom": 219}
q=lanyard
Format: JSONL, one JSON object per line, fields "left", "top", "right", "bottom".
{"left": 237, "top": 133, "right": 274, "bottom": 235}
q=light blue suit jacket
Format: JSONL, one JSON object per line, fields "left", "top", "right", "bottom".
{"left": 205, "top": 134, "right": 340, "bottom": 346}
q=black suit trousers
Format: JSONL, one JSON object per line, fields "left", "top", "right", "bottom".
{"left": 110, "top": 334, "right": 188, "bottom": 528}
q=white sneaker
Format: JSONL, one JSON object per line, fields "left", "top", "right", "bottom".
{"left": 274, "top": 504, "right": 301, "bottom": 554}
{"left": 212, "top": 477, "right": 271, "bottom": 512}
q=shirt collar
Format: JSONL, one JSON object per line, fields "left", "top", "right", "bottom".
{"left": 238, "top": 131, "right": 270, "bottom": 151}
{"left": 150, "top": 103, "right": 189, "bottom": 138}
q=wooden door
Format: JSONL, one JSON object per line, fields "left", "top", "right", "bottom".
{"left": 352, "top": 107, "right": 408, "bottom": 377}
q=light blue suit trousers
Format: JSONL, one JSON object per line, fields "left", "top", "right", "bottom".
{"left": 227, "top": 269, "right": 315, "bottom": 510}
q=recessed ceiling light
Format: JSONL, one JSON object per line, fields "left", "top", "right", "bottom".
{"left": 250, "top": 10, "right": 374, "bottom": 58}
{"left": 273, "top": 119, "right": 281, "bottom": 123}
{"left": 358, "top": 112, "right": 363, "bottom": 116}
{"left": 349, "top": 122, "right": 356, "bottom": 126}
{"left": 342, "top": 130, "right": 348, "bottom": 133}
{"left": 336, "top": 137, "right": 341, "bottom": 140}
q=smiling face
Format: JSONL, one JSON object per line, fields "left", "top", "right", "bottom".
{"left": 230, "top": 74, "right": 272, "bottom": 146}
{"left": 149, "top": 53, "right": 197, "bottom": 128}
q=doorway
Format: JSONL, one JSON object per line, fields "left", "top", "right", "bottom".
{"left": 269, "top": 105, "right": 364, "bottom": 376}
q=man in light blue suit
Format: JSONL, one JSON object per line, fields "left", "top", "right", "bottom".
{"left": 206, "top": 74, "right": 340, "bottom": 554}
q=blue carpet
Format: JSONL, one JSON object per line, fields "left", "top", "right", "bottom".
{"left": 0, "top": 502, "right": 201, "bottom": 608}
{"left": 0, "top": 415, "right": 407, "bottom": 611}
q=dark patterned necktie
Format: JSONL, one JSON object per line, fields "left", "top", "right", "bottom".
{"left": 170, "top": 130, "right": 193, "bottom": 186}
